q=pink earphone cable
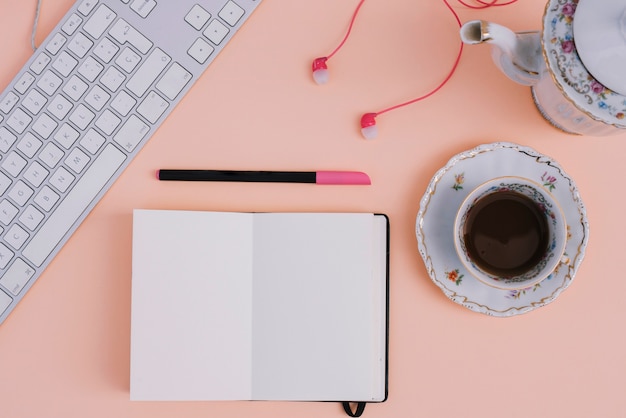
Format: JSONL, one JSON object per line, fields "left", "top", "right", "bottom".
{"left": 312, "top": 0, "right": 519, "bottom": 138}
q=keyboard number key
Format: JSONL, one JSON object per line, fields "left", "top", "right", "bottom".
{"left": 77, "top": 0, "right": 98, "bottom": 16}
{"left": 14, "top": 72, "right": 36, "bottom": 94}
{"left": 219, "top": 1, "right": 245, "bottom": 27}
{"left": 187, "top": 38, "right": 214, "bottom": 64}
{"left": 0, "top": 127, "right": 17, "bottom": 152}
{"left": 1, "top": 92, "right": 19, "bottom": 114}
{"left": 7, "top": 108, "right": 32, "bottom": 135}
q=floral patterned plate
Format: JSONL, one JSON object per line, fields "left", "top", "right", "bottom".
{"left": 415, "top": 142, "right": 589, "bottom": 317}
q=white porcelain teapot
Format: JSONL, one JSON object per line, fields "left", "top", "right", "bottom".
{"left": 460, "top": 0, "right": 626, "bottom": 136}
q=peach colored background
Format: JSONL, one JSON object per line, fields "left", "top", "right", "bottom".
{"left": 1, "top": 0, "right": 626, "bottom": 417}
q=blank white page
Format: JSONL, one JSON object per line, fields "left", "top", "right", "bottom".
{"left": 251, "top": 213, "right": 378, "bottom": 401}
{"left": 130, "top": 210, "right": 254, "bottom": 400}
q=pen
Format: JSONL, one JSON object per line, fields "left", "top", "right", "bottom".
{"left": 157, "top": 170, "right": 371, "bottom": 185}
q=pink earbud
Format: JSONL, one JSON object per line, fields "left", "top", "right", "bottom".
{"left": 360, "top": 113, "right": 378, "bottom": 140}
{"left": 312, "top": 57, "right": 329, "bottom": 85}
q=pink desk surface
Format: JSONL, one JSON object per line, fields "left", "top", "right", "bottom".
{"left": 1, "top": 1, "right": 625, "bottom": 417}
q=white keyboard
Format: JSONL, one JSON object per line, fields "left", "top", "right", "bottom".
{"left": 0, "top": 0, "right": 262, "bottom": 325}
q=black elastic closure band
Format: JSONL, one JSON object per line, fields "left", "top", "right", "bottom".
{"left": 342, "top": 402, "right": 366, "bottom": 417}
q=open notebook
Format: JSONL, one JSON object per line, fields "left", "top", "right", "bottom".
{"left": 130, "top": 210, "right": 389, "bottom": 406}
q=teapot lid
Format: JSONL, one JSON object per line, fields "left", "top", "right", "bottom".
{"left": 542, "top": 0, "right": 626, "bottom": 127}
{"left": 573, "top": 0, "right": 626, "bottom": 96}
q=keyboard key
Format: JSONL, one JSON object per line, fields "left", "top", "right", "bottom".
{"left": 156, "top": 63, "right": 192, "bottom": 100}
{"left": 32, "top": 113, "right": 58, "bottom": 139}
{"left": 19, "top": 205, "right": 45, "bottom": 231}
{"left": 95, "top": 109, "right": 121, "bottom": 135}
{"left": 14, "top": 72, "right": 36, "bottom": 94}
{"left": 79, "top": 129, "right": 105, "bottom": 154}
{"left": 40, "top": 142, "right": 64, "bottom": 169}
{"left": 0, "top": 259, "right": 34, "bottom": 296}
{"left": 5, "top": 224, "right": 29, "bottom": 250}
{"left": 113, "top": 115, "right": 149, "bottom": 152}
{"left": 37, "top": 70, "right": 63, "bottom": 96}
{"left": 187, "top": 38, "right": 214, "bottom": 64}
{"left": 137, "top": 91, "right": 168, "bottom": 124}
{"left": 0, "top": 244, "right": 14, "bottom": 269}
{"left": 110, "top": 91, "right": 136, "bottom": 116}
{"left": 83, "top": 4, "right": 116, "bottom": 39}
{"left": 47, "top": 95, "right": 74, "bottom": 120}
{"left": 69, "top": 104, "right": 95, "bottom": 130}
{"left": 23, "top": 144, "right": 126, "bottom": 267}
{"left": 8, "top": 180, "right": 34, "bottom": 207}
{"left": 30, "top": 52, "right": 51, "bottom": 74}
{"left": 61, "top": 13, "right": 83, "bottom": 36}
{"left": 68, "top": 32, "right": 94, "bottom": 58}
{"left": 85, "top": 86, "right": 111, "bottom": 111}
{"left": 1, "top": 258, "right": 34, "bottom": 297}
{"left": 219, "top": 1, "right": 245, "bottom": 26}
{"left": 45, "top": 33, "right": 67, "bottom": 55}
{"left": 7, "top": 108, "right": 32, "bottom": 134}
{"left": 78, "top": 56, "right": 104, "bottom": 82}
{"left": 77, "top": 0, "right": 99, "bottom": 16}
{"left": 100, "top": 67, "right": 126, "bottom": 92}
{"left": 23, "top": 90, "right": 48, "bottom": 115}
{"left": 185, "top": 5, "right": 211, "bottom": 30}
{"left": 54, "top": 124, "right": 80, "bottom": 149}
{"left": 17, "top": 133, "right": 43, "bottom": 158}
{"left": 127, "top": 48, "right": 170, "bottom": 97}
{"left": 2, "top": 152, "right": 28, "bottom": 177}
{"left": 131, "top": 0, "right": 157, "bottom": 18}
{"left": 109, "top": 19, "right": 152, "bottom": 54}
{"left": 0, "top": 127, "right": 17, "bottom": 152}
{"left": 49, "top": 167, "right": 75, "bottom": 193}
{"left": 116, "top": 48, "right": 142, "bottom": 73}
{"left": 204, "top": 19, "right": 229, "bottom": 45}
{"left": 64, "top": 148, "right": 90, "bottom": 174}
{"left": 34, "top": 186, "right": 60, "bottom": 212}
{"left": 63, "top": 75, "right": 89, "bottom": 101}
{"left": 52, "top": 51, "right": 78, "bottom": 77}
{"left": 94, "top": 37, "right": 120, "bottom": 63}
{"left": 0, "top": 173, "right": 11, "bottom": 196}
{"left": 0, "top": 200, "right": 19, "bottom": 225}
{"left": 1, "top": 92, "right": 19, "bottom": 114}
{"left": 23, "top": 161, "right": 49, "bottom": 188}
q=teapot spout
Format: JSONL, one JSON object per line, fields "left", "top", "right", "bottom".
{"left": 460, "top": 20, "right": 542, "bottom": 86}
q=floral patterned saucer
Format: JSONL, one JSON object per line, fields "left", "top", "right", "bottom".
{"left": 415, "top": 142, "right": 589, "bottom": 317}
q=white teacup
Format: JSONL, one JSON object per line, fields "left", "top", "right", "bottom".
{"left": 454, "top": 176, "right": 567, "bottom": 290}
